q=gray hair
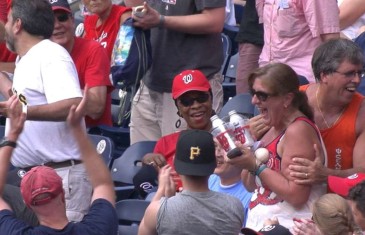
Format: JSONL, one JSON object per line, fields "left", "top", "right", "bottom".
{"left": 311, "top": 38, "right": 364, "bottom": 82}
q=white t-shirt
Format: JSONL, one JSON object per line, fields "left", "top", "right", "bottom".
{"left": 225, "top": 0, "right": 236, "bottom": 26}
{"left": 7, "top": 39, "right": 83, "bottom": 168}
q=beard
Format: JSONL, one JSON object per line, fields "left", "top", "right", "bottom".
{"left": 5, "top": 33, "right": 15, "bottom": 53}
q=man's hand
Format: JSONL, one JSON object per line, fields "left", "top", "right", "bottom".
{"left": 132, "top": 2, "right": 161, "bottom": 30}
{"left": 157, "top": 165, "right": 175, "bottom": 198}
{"left": 292, "top": 218, "right": 320, "bottom": 235}
{"left": 67, "top": 86, "right": 88, "bottom": 129}
{"left": 248, "top": 114, "right": 270, "bottom": 140}
{"left": 7, "top": 95, "right": 26, "bottom": 141}
{"left": 289, "top": 144, "right": 328, "bottom": 185}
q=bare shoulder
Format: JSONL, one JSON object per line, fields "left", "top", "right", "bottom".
{"left": 286, "top": 118, "right": 318, "bottom": 138}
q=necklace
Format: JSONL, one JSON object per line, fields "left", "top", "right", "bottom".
{"left": 315, "top": 86, "right": 345, "bottom": 129}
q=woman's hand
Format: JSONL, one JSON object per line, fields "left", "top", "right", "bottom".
{"left": 226, "top": 141, "right": 257, "bottom": 171}
{"left": 248, "top": 114, "right": 270, "bottom": 140}
{"left": 142, "top": 153, "right": 167, "bottom": 170}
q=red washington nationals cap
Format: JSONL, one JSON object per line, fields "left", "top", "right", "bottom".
{"left": 328, "top": 173, "right": 365, "bottom": 197}
{"left": 20, "top": 166, "right": 63, "bottom": 207}
{"left": 172, "top": 70, "right": 211, "bottom": 99}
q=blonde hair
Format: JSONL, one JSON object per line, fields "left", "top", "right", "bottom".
{"left": 312, "top": 194, "right": 358, "bottom": 235}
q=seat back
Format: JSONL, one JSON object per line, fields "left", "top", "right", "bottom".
{"left": 116, "top": 199, "right": 150, "bottom": 235}
{"left": 88, "top": 134, "right": 115, "bottom": 168}
{"left": 219, "top": 93, "right": 254, "bottom": 119}
{"left": 220, "top": 33, "right": 232, "bottom": 75}
{"left": 111, "top": 141, "right": 157, "bottom": 185}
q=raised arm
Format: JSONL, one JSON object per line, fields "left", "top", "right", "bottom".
{"left": 66, "top": 88, "right": 115, "bottom": 205}
{"left": 0, "top": 95, "right": 26, "bottom": 210}
{"left": 131, "top": 2, "right": 225, "bottom": 34}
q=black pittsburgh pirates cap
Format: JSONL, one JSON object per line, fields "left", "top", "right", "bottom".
{"left": 174, "top": 130, "right": 216, "bottom": 176}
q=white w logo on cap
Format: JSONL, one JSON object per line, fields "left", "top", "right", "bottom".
{"left": 182, "top": 74, "right": 193, "bottom": 84}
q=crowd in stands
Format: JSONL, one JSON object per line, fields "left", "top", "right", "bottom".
{"left": 0, "top": 0, "right": 365, "bottom": 234}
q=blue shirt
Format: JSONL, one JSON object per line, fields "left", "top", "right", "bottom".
{"left": 209, "top": 174, "right": 252, "bottom": 226}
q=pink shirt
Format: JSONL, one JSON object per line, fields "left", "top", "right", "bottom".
{"left": 256, "top": 0, "right": 339, "bottom": 82}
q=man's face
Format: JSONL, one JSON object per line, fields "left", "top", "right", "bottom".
{"left": 82, "top": 0, "right": 111, "bottom": 15}
{"left": 50, "top": 10, "right": 74, "bottom": 48}
{"left": 323, "top": 60, "right": 363, "bottom": 104}
{"left": 4, "top": 10, "right": 16, "bottom": 53}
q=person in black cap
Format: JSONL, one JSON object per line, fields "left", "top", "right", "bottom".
{"left": 49, "top": 0, "right": 113, "bottom": 128}
{"left": 138, "top": 129, "right": 244, "bottom": 235}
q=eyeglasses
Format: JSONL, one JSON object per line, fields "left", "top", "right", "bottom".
{"left": 250, "top": 89, "right": 275, "bottom": 102}
{"left": 178, "top": 93, "right": 210, "bottom": 107}
{"left": 55, "top": 13, "right": 70, "bottom": 23}
{"left": 334, "top": 70, "right": 365, "bottom": 79}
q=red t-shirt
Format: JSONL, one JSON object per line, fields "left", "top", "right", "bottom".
{"left": 0, "top": 43, "right": 16, "bottom": 62}
{"left": 71, "top": 37, "right": 113, "bottom": 127}
{"left": 83, "top": 5, "right": 131, "bottom": 59}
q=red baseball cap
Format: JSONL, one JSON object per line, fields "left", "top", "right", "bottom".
{"left": 172, "top": 70, "right": 211, "bottom": 99}
{"left": 328, "top": 173, "right": 365, "bottom": 197}
{"left": 20, "top": 166, "right": 63, "bottom": 207}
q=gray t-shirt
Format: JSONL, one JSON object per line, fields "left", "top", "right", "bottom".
{"left": 157, "top": 190, "right": 244, "bottom": 235}
{"left": 143, "top": 0, "right": 225, "bottom": 92}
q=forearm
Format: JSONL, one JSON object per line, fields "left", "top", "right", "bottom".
{"left": 85, "top": 87, "right": 107, "bottom": 120}
{"left": 163, "top": 8, "right": 225, "bottom": 34}
{"left": 27, "top": 97, "right": 81, "bottom": 121}
{"left": 241, "top": 170, "right": 256, "bottom": 192}
{"left": 71, "top": 126, "right": 115, "bottom": 205}
{"left": 0, "top": 72, "right": 12, "bottom": 99}
{"left": 259, "top": 169, "right": 310, "bottom": 207}
{"left": 339, "top": 0, "right": 365, "bottom": 30}
{"left": 0, "top": 62, "right": 15, "bottom": 74}
{"left": 124, "top": 0, "right": 144, "bottom": 7}
{"left": 325, "top": 166, "right": 365, "bottom": 179}
{"left": 320, "top": 33, "right": 340, "bottom": 42}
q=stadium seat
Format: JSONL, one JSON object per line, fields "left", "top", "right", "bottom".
{"left": 116, "top": 199, "right": 150, "bottom": 235}
{"left": 110, "top": 141, "right": 157, "bottom": 200}
{"left": 219, "top": 93, "right": 254, "bottom": 119}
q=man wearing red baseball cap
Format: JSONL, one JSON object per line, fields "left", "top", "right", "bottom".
{"left": 0, "top": 93, "right": 118, "bottom": 234}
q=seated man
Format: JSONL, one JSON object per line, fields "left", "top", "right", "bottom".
{"left": 0, "top": 93, "right": 117, "bottom": 234}
{"left": 209, "top": 138, "right": 252, "bottom": 226}
{"left": 138, "top": 129, "right": 244, "bottom": 235}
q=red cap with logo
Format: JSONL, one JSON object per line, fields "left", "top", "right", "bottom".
{"left": 172, "top": 70, "right": 211, "bottom": 99}
{"left": 328, "top": 173, "right": 365, "bottom": 197}
{"left": 20, "top": 166, "right": 63, "bottom": 207}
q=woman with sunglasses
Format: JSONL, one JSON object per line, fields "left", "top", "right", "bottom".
{"left": 227, "top": 63, "right": 327, "bottom": 231}
{"left": 133, "top": 70, "right": 214, "bottom": 196}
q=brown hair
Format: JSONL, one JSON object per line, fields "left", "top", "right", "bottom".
{"left": 248, "top": 63, "right": 314, "bottom": 121}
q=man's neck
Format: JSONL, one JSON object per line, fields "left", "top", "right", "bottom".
{"left": 16, "top": 33, "right": 44, "bottom": 57}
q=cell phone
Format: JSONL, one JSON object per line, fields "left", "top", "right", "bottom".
{"left": 133, "top": 5, "right": 146, "bottom": 17}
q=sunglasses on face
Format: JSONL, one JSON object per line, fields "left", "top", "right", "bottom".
{"left": 250, "top": 89, "right": 275, "bottom": 102}
{"left": 55, "top": 13, "right": 70, "bottom": 22}
{"left": 178, "top": 93, "right": 210, "bottom": 107}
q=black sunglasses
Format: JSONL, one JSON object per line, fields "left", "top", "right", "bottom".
{"left": 178, "top": 93, "right": 210, "bottom": 107}
{"left": 55, "top": 13, "right": 70, "bottom": 22}
{"left": 250, "top": 89, "right": 275, "bottom": 102}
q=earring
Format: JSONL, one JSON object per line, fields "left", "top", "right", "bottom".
{"left": 175, "top": 111, "right": 182, "bottom": 129}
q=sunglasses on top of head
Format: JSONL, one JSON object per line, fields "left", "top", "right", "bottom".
{"left": 178, "top": 93, "right": 210, "bottom": 107}
{"left": 55, "top": 13, "right": 71, "bottom": 22}
{"left": 250, "top": 89, "right": 275, "bottom": 102}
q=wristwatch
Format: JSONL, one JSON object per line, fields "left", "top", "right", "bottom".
{"left": 0, "top": 138, "right": 17, "bottom": 148}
